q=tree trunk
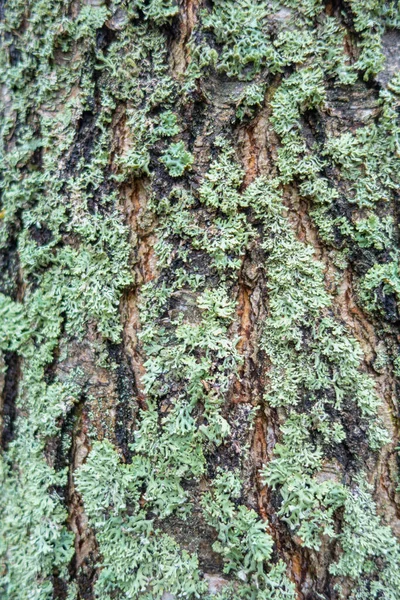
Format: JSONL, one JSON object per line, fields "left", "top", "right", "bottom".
{"left": 1, "top": 1, "right": 400, "bottom": 599}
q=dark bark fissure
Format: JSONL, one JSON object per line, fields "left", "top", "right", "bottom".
{"left": 108, "top": 341, "right": 138, "bottom": 462}
{"left": 67, "top": 395, "right": 98, "bottom": 600}
{"left": 1, "top": 351, "right": 20, "bottom": 449}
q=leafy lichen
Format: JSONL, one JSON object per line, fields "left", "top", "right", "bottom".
{"left": 2, "top": 0, "right": 400, "bottom": 598}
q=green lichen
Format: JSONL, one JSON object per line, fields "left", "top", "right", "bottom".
{"left": 0, "top": 1, "right": 134, "bottom": 596}
{"left": 201, "top": 470, "right": 274, "bottom": 578}
{"left": 236, "top": 83, "right": 265, "bottom": 121}
{"left": 161, "top": 141, "right": 194, "bottom": 177}
{"left": 74, "top": 141, "right": 298, "bottom": 597}
{"left": 201, "top": 0, "right": 277, "bottom": 81}
{"left": 155, "top": 111, "right": 180, "bottom": 137}
{"left": 75, "top": 440, "right": 207, "bottom": 599}
{"left": 330, "top": 477, "right": 400, "bottom": 600}
{"left": 137, "top": 0, "right": 179, "bottom": 25}
{"left": 2, "top": 0, "right": 400, "bottom": 598}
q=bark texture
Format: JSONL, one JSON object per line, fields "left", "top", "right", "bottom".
{"left": 1, "top": 1, "right": 400, "bottom": 599}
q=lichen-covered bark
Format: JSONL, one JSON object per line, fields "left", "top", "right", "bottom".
{"left": 1, "top": 1, "right": 400, "bottom": 599}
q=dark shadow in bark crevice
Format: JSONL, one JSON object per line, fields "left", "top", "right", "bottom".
{"left": 1, "top": 351, "right": 20, "bottom": 450}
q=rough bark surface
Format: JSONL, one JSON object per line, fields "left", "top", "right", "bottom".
{"left": 1, "top": 2, "right": 400, "bottom": 600}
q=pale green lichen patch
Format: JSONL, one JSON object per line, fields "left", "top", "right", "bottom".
{"left": 2, "top": 0, "right": 400, "bottom": 598}
{"left": 0, "top": 1, "right": 134, "bottom": 597}
{"left": 74, "top": 141, "right": 297, "bottom": 598}
{"left": 161, "top": 141, "right": 194, "bottom": 177}
{"left": 75, "top": 439, "right": 208, "bottom": 599}
{"left": 330, "top": 477, "right": 400, "bottom": 600}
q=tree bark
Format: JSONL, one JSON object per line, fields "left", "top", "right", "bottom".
{"left": 1, "top": 2, "right": 400, "bottom": 599}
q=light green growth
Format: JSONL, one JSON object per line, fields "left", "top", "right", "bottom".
{"left": 236, "top": 84, "right": 265, "bottom": 121}
{"left": 373, "top": 344, "right": 390, "bottom": 373}
{"left": 147, "top": 134, "right": 399, "bottom": 592}
{"left": 195, "top": 0, "right": 400, "bottom": 336}
{"left": 72, "top": 169, "right": 247, "bottom": 590}
{"left": 76, "top": 141, "right": 298, "bottom": 596}
{"left": 358, "top": 260, "right": 400, "bottom": 318}
{"left": 317, "top": 83, "right": 400, "bottom": 321}
{"left": 2, "top": 0, "right": 400, "bottom": 597}
{"left": 253, "top": 181, "right": 385, "bottom": 425}
{"left": 330, "top": 477, "right": 400, "bottom": 600}
{"left": 0, "top": 0, "right": 136, "bottom": 596}
{"left": 201, "top": 470, "right": 295, "bottom": 599}
{"left": 137, "top": 0, "right": 179, "bottom": 25}
{"left": 352, "top": 215, "right": 394, "bottom": 251}
{"left": 78, "top": 133, "right": 399, "bottom": 596}
{"left": 394, "top": 355, "right": 400, "bottom": 378}
{"left": 323, "top": 104, "right": 400, "bottom": 210}
{"left": 152, "top": 145, "right": 254, "bottom": 274}
{"left": 201, "top": 0, "right": 278, "bottom": 80}
{"left": 201, "top": 470, "right": 274, "bottom": 577}
{"left": 16, "top": 212, "right": 132, "bottom": 342}
{"left": 0, "top": 291, "right": 79, "bottom": 598}
{"left": 345, "top": 1, "right": 400, "bottom": 79}
{"left": 152, "top": 130, "right": 400, "bottom": 578}
{"left": 136, "top": 279, "right": 240, "bottom": 465}
{"left": 76, "top": 438, "right": 295, "bottom": 600}
{"left": 161, "top": 141, "right": 194, "bottom": 177}
{"left": 76, "top": 440, "right": 208, "bottom": 599}
{"left": 200, "top": 469, "right": 295, "bottom": 600}
{"left": 266, "top": 45, "right": 400, "bottom": 327}
{"left": 195, "top": 0, "right": 359, "bottom": 84}
{"left": 116, "top": 110, "right": 151, "bottom": 176}
{"left": 0, "top": 448, "right": 74, "bottom": 600}
{"left": 101, "top": 22, "right": 180, "bottom": 183}
{"left": 255, "top": 180, "right": 391, "bottom": 549}
{"left": 155, "top": 111, "right": 180, "bottom": 137}
{"left": 198, "top": 140, "right": 245, "bottom": 214}
{"left": 211, "top": 561, "right": 296, "bottom": 600}
{"left": 269, "top": 67, "right": 326, "bottom": 184}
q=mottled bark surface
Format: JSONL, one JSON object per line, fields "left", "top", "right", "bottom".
{"left": 1, "top": 1, "right": 400, "bottom": 599}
